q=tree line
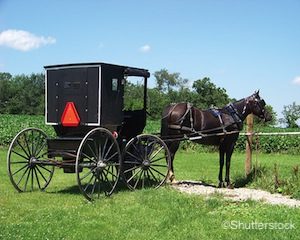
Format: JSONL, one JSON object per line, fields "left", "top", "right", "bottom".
{"left": 0, "top": 70, "right": 299, "bottom": 127}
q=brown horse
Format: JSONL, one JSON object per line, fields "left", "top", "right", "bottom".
{"left": 161, "top": 91, "right": 272, "bottom": 188}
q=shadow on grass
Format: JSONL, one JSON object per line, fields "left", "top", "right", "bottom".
{"left": 175, "top": 180, "right": 217, "bottom": 188}
{"left": 234, "top": 165, "right": 268, "bottom": 188}
{"left": 47, "top": 181, "right": 131, "bottom": 196}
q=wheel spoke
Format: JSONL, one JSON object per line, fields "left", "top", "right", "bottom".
{"left": 84, "top": 174, "right": 95, "bottom": 192}
{"left": 148, "top": 168, "right": 160, "bottom": 183}
{"left": 80, "top": 168, "right": 96, "bottom": 181}
{"left": 16, "top": 139, "right": 30, "bottom": 158}
{"left": 23, "top": 168, "right": 31, "bottom": 192}
{"left": 11, "top": 150, "right": 29, "bottom": 161}
{"left": 103, "top": 142, "right": 114, "bottom": 160}
{"left": 34, "top": 141, "right": 47, "bottom": 158}
{"left": 31, "top": 167, "right": 34, "bottom": 191}
{"left": 133, "top": 170, "right": 144, "bottom": 189}
{"left": 12, "top": 164, "right": 28, "bottom": 176}
{"left": 16, "top": 167, "right": 29, "bottom": 186}
{"left": 150, "top": 156, "right": 167, "bottom": 164}
{"left": 81, "top": 152, "right": 96, "bottom": 163}
{"left": 33, "top": 167, "right": 41, "bottom": 189}
{"left": 127, "top": 168, "right": 142, "bottom": 183}
{"left": 105, "top": 151, "right": 118, "bottom": 162}
{"left": 35, "top": 165, "right": 49, "bottom": 183}
{"left": 125, "top": 151, "right": 143, "bottom": 163}
{"left": 149, "top": 166, "right": 167, "bottom": 177}
{"left": 88, "top": 142, "right": 98, "bottom": 161}
{"left": 123, "top": 165, "right": 140, "bottom": 174}
{"left": 104, "top": 166, "right": 118, "bottom": 180}
{"left": 91, "top": 175, "right": 98, "bottom": 197}
{"left": 23, "top": 132, "right": 32, "bottom": 156}
{"left": 102, "top": 138, "right": 108, "bottom": 159}
{"left": 10, "top": 161, "right": 29, "bottom": 165}
{"left": 150, "top": 164, "right": 168, "bottom": 168}
{"left": 102, "top": 170, "right": 114, "bottom": 189}
{"left": 150, "top": 146, "right": 164, "bottom": 161}
{"left": 132, "top": 143, "right": 144, "bottom": 161}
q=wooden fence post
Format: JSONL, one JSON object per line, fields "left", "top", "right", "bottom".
{"left": 245, "top": 114, "right": 253, "bottom": 176}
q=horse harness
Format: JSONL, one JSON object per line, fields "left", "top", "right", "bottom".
{"left": 167, "top": 102, "right": 243, "bottom": 136}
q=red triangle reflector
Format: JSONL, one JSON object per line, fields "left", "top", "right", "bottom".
{"left": 61, "top": 102, "right": 81, "bottom": 127}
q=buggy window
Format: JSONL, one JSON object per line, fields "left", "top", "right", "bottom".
{"left": 112, "top": 78, "right": 118, "bottom": 91}
{"left": 123, "top": 76, "right": 144, "bottom": 110}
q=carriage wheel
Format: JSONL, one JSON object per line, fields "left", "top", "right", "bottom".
{"left": 7, "top": 128, "right": 54, "bottom": 192}
{"left": 76, "top": 128, "right": 121, "bottom": 201}
{"left": 122, "top": 134, "right": 171, "bottom": 190}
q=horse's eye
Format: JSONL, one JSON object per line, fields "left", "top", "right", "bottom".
{"left": 260, "top": 100, "right": 266, "bottom": 106}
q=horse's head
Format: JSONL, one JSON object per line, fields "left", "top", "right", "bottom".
{"left": 246, "top": 90, "right": 272, "bottom": 122}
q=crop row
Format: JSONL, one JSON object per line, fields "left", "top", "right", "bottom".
{"left": 0, "top": 115, "right": 299, "bottom": 154}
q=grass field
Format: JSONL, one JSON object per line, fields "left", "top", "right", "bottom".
{"left": 1, "top": 148, "right": 299, "bottom": 240}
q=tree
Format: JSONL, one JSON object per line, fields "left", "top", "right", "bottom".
{"left": 0, "top": 72, "right": 13, "bottom": 113}
{"left": 154, "top": 69, "right": 188, "bottom": 93}
{"left": 281, "top": 102, "right": 300, "bottom": 128}
{"left": 192, "top": 77, "right": 230, "bottom": 109}
{"left": 0, "top": 73, "right": 45, "bottom": 115}
{"left": 254, "top": 104, "right": 277, "bottom": 126}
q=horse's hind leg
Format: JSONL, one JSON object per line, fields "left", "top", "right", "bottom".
{"left": 225, "top": 143, "right": 235, "bottom": 189}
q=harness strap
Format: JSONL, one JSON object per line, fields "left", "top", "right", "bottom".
{"left": 209, "top": 108, "right": 226, "bottom": 133}
{"left": 174, "top": 102, "right": 195, "bottom": 132}
{"left": 226, "top": 103, "right": 243, "bottom": 130}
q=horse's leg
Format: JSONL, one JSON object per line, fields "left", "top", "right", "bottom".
{"left": 167, "top": 141, "right": 180, "bottom": 183}
{"left": 225, "top": 143, "right": 235, "bottom": 189}
{"left": 218, "top": 144, "right": 225, "bottom": 188}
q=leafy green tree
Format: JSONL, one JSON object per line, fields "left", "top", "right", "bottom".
{"left": 0, "top": 72, "right": 13, "bottom": 113}
{"left": 192, "top": 77, "right": 230, "bottom": 108}
{"left": 154, "top": 69, "right": 188, "bottom": 93}
{"left": 254, "top": 104, "right": 277, "bottom": 126}
{"left": 1, "top": 73, "right": 45, "bottom": 115}
{"left": 281, "top": 102, "right": 300, "bottom": 128}
{"left": 124, "top": 81, "right": 144, "bottom": 110}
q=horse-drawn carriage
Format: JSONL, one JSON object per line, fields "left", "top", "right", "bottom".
{"left": 7, "top": 62, "right": 271, "bottom": 201}
{"left": 7, "top": 62, "right": 171, "bottom": 201}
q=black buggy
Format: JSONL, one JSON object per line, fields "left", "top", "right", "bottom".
{"left": 7, "top": 62, "right": 171, "bottom": 201}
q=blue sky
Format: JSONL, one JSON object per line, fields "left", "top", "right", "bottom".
{"left": 0, "top": 0, "right": 299, "bottom": 119}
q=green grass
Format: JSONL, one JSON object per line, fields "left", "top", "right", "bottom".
{"left": 1, "top": 149, "right": 300, "bottom": 240}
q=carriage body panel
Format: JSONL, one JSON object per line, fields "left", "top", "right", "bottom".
{"left": 45, "top": 63, "right": 127, "bottom": 134}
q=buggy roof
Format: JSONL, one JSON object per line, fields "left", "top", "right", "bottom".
{"left": 44, "top": 62, "right": 150, "bottom": 78}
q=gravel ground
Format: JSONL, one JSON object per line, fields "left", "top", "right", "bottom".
{"left": 172, "top": 180, "right": 300, "bottom": 208}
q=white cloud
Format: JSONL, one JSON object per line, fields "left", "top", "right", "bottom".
{"left": 139, "top": 44, "right": 151, "bottom": 53}
{"left": 0, "top": 29, "right": 56, "bottom": 51}
{"left": 292, "top": 76, "right": 300, "bottom": 85}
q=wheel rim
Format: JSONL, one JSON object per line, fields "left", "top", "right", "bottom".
{"left": 123, "top": 134, "right": 171, "bottom": 190}
{"left": 76, "top": 128, "right": 121, "bottom": 201}
{"left": 7, "top": 128, "right": 54, "bottom": 192}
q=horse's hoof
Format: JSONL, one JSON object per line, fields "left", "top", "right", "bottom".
{"left": 170, "top": 179, "right": 178, "bottom": 184}
{"left": 167, "top": 174, "right": 177, "bottom": 184}
{"left": 226, "top": 183, "right": 234, "bottom": 189}
{"left": 218, "top": 182, "right": 225, "bottom": 188}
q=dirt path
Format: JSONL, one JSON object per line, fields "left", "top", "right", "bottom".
{"left": 172, "top": 181, "right": 300, "bottom": 207}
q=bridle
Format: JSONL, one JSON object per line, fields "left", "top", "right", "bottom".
{"left": 241, "top": 96, "right": 266, "bottom": 120}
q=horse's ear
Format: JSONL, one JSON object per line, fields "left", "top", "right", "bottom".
{"left": 254, "top": 89, "right": 260, "bottom": 97}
